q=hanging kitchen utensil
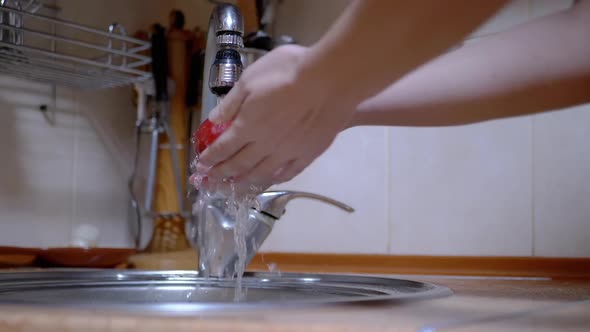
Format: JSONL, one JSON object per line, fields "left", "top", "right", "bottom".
{"left": 128, "top": 24, "right": 190, "bottom": 252}
{"left": 127, "top": 30, "right": 152, "bottom": 251}
{"left": 241, "top": 0, "right": 272, "bottom": 51}
{"left": 238, "top": 0, "right": 296, "bottom": 66}
{"left": 142, "top": 23, "right": 191, "bottom": 253}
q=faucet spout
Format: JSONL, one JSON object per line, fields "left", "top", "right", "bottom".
{"left": 255, "top": 191, "right": 355, "bottom": 219}
{"left": 210, "top": 4, "right": 244, "bottom": 37}
{"left": 193, "top": 190, "right": 354, "bottom": 278}
{"left": 200, "top": 3, "right": 244, "bottom": 122}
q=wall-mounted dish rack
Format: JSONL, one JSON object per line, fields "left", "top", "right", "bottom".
{"left": 0, "top": 0, "right": 151, "bottom": 90}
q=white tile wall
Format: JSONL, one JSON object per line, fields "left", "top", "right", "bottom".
{"left": 71, "top": 108, "right": 133, "bottom": 248}
{"left": 469, "top": 0, "right": 573, "bottom": 39}
{"left": 0, "top": 1, "right": 177, "bottom": 248}
{"left": 387, "top": 118, "right": 533, "bottom": 256}
{"left": 470, "top": 0, "right": 531, "bottom": 38}
{"left": 260, "top": 0, "right": 586, "bottom": 257}
{"left": 533, "top": 105, "right": 590, "bottom": 257}
{"left": 530, "top": 0, "right": 574, "bottom": 18}
{"left": 0, "top": 77, "right": 75, "bottom": 247}
{"left": 263, "top": 127, "right": 390, "bottom": 254}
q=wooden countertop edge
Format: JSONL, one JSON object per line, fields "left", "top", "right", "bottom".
{"left": 128, "top": 250, "right": 590, "bottom": 279}
{"left": 0, "top": 305, "right": 408, "bottom": 332}
{"left": 248, "top": 253, "right": 590, "bottom": 280}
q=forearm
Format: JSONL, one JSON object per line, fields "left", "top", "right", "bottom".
{"left": 298, "top": 0, "right": 508, "bottom": 106}
{"left": 353, "top": 0, "right": 590, "bottom": 127}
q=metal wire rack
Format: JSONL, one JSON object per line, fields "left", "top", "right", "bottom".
{"left": 0, "top": 1, "right": 151, "bottom": 89}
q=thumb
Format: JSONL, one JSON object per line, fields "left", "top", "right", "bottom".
{"left": 208, "top": 83, "right": 247, "bottom": 124}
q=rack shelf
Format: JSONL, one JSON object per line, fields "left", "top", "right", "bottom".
{"left": 0, "top": 2, "right": 151, "bottom": 90}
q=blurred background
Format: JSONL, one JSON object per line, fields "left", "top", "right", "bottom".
{"left": 0, "top": 0, "right": 587, "bottom": 265}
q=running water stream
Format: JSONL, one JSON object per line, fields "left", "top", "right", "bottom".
{"left": 189, "top": 158, "right": 262, "bottom": 301}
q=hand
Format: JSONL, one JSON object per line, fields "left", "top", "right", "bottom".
{"left": 196, "top": 44, "right": 356, "bottom": 188}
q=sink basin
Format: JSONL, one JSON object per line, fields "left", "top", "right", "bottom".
{"left": 0, "top": 270, "right": 452, "bottom": 315}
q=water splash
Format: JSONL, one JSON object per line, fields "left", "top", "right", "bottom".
{"left": 225, "top": 181, "right": 251, "bottom": 301}
{"left": 189, "top": 157, "right": 263, "bottom": 302}
{"left": 267, "top": 262, "right": 282, "bottom": 277}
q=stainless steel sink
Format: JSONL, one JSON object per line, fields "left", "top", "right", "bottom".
{"left": 0, "top": 270, "right": 452, "bottom": 315}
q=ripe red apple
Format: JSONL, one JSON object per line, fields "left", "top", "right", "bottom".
{"left": 193, "top": 119, "right": 232, "bottom": 155}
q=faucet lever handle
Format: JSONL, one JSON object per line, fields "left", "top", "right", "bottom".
{"left": 254, "top": 191, "right": 354, "bottom": 219}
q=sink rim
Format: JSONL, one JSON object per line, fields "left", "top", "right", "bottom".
{"left": 0, "top": 269, "right": 453, "bottom": 316}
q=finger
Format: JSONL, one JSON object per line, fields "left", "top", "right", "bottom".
{"left": 189, "top": 173, "right": 209, "bottom": 190}
{"left": 188, "top": 173, "right": 201, "bottom": 189}
{"left": 208, "top": 143, "right": 270, "bottom": 179}
{"left": 272, "top": 159, "right": 309, "bottom": 184}
{"left": 197, "top": 126, "right": 249, "bottom": 167}
{"left": 208, "top": 82, "right": 247, "bottom": 124}
{"left": 243, "top": 155, "right": 292, "bottom": 184}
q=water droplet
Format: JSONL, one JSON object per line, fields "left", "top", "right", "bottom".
{"left": 267, "top": 263, "right": 281, "bottom": 276}
{"left": 190, "top": 168, "right": 261, "bottom": 302}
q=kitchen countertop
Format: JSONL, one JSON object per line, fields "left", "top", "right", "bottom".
{"left": 0, "top": 273, "right": 588, "bottom": 331}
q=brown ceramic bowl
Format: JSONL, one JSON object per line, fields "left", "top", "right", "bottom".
{"left": 0, "top": 254, "right": 37, "bottom": 267}
{"left": 38, "top": 247, "right": 136, "bottom": 268}
{"left": 0, "top": 246, "right": 40, "bottom": 267}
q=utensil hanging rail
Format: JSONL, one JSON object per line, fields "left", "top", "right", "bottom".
{"left": 0, "top": 5, "right": 151, "bottom": 89}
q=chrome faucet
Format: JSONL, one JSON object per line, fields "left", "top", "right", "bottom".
{"left": 193, "top": 3, "right": 354, "bottom": 278}
{"left": 200, "top": 3, "right": 244, "bottom": 121}
{"left": 193, "top": 191, "right": 354, "bottom": 278}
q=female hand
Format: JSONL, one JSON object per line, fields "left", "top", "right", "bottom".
{"left": 196, "top": 44, "right": 356, "bottom": 187}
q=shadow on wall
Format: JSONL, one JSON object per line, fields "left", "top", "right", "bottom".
{"left": 0, "top": 78, "right": 65, "bottom": 198}
{"left": 0, "top": 76, "right": 72, "bottom": 246}
{"left": 0, "top": 78, "right": 134, "bottom": 194}
{"left": 0, "top": 76, "right": 135, "bottom": 247}
{"left": 74, "top": 88, "right": 137, "bottom": 178}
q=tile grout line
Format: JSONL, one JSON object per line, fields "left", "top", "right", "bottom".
{"left": 527, "top": 0, "right": 536, "bottom": 257}
{"left": 71, "top": 88, "right": 79, "bottom": 243}
{"left": 386, "top": 127, "right": 392, "bottom": 254}
{"left": 531, "top": 116, "right": 536, "bottom": 257}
